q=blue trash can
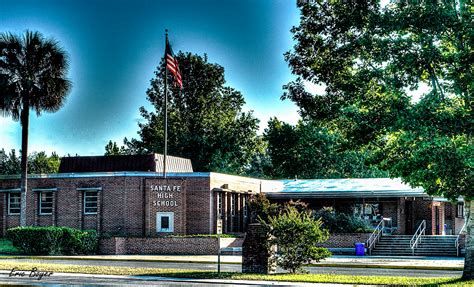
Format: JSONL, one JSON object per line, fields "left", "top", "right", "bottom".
{"left": 355, "top": 242, "right": 365, "bottom": 256}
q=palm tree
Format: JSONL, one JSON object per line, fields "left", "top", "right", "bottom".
{"left": 0, "top": 31, "right": 71, "bottom": 226}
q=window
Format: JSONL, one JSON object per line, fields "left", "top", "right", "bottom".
{"left": 156, "top": 212, "right": 174, "bottom": 232}
{"left": 353, "top": 203, "right": 381, "bottom": 222}
{"left": 217, "top": 192, "right": 223, "bottom": 219}
{"left": 39, "top": 192, "right": 53, "bottom": 215}
{"left": 456, "top": 203, "right": 464, "bottom": 218}
{"left": 84, "top": 191, "right": 98, "bottom": 214}
{"left": 8, "top": 193, "right": 21, "bottom": 215}
{"left": 231, "top": 194, "right": 237, "bottom": 216}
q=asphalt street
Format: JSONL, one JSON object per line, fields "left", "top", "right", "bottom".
{"left": 0, "top": 270, "right": 364, "bottom": 287}
{"left": 1, "top": 258, "right": 463, "bottom": 278}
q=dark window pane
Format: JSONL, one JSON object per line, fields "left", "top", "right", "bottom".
{"left": 161, "top": 216, "right": 169, "bottom": 229}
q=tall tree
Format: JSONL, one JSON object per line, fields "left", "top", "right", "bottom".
{"left": 122, "top": 52, "right": 261, "bottom": 174}
{"left": 264, "top": 118, "right": 386, "bottom": 179}
{"left": 0, "top": 31, "right": 71, "bottom": 226}
{"left": 28, "top": 151, "right": 61, "bottom": 174}
{"left": 285, "top": 0, "right": 472, "bottom": 278}
{"left": 0, "top": 149, "right": 21, "bottom": 175}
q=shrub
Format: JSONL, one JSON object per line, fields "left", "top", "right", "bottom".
{"left": 6, "top": 226, "right": 98, "bottom": 255}
{"left": 61, "top": 227, "right": 98, "bottom": 255}
{"left": 267, "top": 206, "right": 331, "bottom": 274}
{"left": 314, "top": 207, "right": 374, "bottom": 233}
{"left": 6, "top": 226, "right": 63, "bottom": 255}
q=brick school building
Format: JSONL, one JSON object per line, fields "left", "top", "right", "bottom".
{"left": 0, "top": 154, "right": 465, "bottom": 239}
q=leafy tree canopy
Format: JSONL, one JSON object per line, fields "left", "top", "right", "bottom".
{"left": 0, "top": 149, "right": 60, "bottom": 175}
{"left": 284, "top": 0, "right": 472, "bottom": 200}
{"left": 264, "top": 118, "right": 387, "bottom": 179}
{"left": 118, "top": 52, "right": 261, "bottom": 174}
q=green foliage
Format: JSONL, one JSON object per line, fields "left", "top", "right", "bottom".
{"left": 104, "top": 140, "right": 130, "bottom": 156}
{"left": 286, "top": 1, "right": 472, "bottom": 277}
{"left": 284, "top": 0, "right": 472, "bottom": 199}
{"left": 0, "top": 149, "right": 20, "bottom": 175}
{"left": 247, "top": 193, "right": 280, "bottom": 223}
{"left": 28, "top": 151, "right": 61, "bottom": 174}
{"left": 6, "top": 226, "right": 98, "bottom": 255}
{"left": 314, "top": 207, "right": 373, "bottom": 234}
{"left": 267, "top": 206, "right": 331, "bottom": 274}
{"left": 264, "top": 119, "right": 388, "bottom": 179}
{"left": 0, "top": 149, "right": 61, "bottom": 175}
{"left": 0, "top": 238, "right": 21, "bottom": 254}
{"left": 116, "top": 52, "right": 261, "bottom": 175}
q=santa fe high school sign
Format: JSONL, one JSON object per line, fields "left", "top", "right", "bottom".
{"left": 151, "top": 184, "right": 181, "bottom": 207}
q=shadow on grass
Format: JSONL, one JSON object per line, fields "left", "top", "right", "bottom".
{"left": 420, "top": 277, "right": 474, "bottom": 287}
{"left": 135, "top": 271, "right": 474, "bottom": 286}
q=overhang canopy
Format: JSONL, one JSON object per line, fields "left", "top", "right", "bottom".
{"left": 264, "top": 178, "right": 427, "bottom": 199}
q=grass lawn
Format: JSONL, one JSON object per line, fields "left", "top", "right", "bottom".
{"left": 0, "top": 261, "right": 472, "bottom": 286}
{"left": 0, "top": 238, "right": 21, "bottom": 255}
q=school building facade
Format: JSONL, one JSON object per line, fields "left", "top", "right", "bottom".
{"left": 0, "top": 155, "right": 465, "bottom": 238}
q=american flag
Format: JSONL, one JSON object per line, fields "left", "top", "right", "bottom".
{"left": 165, "top": 39, "right": 182, "bottom": 89}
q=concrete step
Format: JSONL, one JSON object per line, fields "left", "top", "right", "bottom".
{"left": 371, "top": 235, "right": 458, "bottom": 256}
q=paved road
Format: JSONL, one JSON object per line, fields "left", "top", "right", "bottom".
{"left": 0, "top": 271, "right": 361, "bottom": 287}
{"left": 1, "top": 258, "right": 463, "bottom": 278}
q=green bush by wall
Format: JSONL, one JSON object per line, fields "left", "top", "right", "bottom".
{"left": 6, "top": 226, "right": 98, "bottom": 255}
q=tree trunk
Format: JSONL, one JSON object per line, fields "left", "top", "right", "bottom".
{"left": 462, "top": 200, "right": 473, "bottom": 279}
{"left": 19, "top": 100, "right": 29, "bottom": 227}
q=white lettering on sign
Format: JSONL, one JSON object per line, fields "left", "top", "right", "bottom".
{"left": 152, "top": 200, "right": 178, "bottom": 207}
{"left": 150, "top": 185, "right": 181, "bottom": 192}
{"left": 150, "top": 185, "right": 181, "bottom": 207}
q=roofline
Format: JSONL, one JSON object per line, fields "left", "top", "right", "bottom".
{"left": 0, "top": 171, "right": 211, "bottom": 180}
{"left": 265, "top": 191, "right": 429, "bottom": 199}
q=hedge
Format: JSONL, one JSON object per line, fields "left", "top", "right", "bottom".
{"left": 6, "top": 226, "right": 98, "bottom": 255}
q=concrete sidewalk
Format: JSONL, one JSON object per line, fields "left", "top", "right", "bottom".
{"left": 1, "top": 254, "right": 465, "bottom": 271}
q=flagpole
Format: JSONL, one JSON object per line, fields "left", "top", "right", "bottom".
{"left": 163, "top": 29, "right": 168, "bottom": 178}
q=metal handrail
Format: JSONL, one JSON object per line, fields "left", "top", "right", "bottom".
{"left": 410, "top": 220, "right": 426, "bottom": 255}
{"left": 367, "top": 220, "right": 385, "bottom": 255}
{"left": 455, "top": 222, "right": 467, "bottom": 257}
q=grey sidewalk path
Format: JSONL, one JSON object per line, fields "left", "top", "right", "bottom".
{"left": 1, "top": 254, "right": 465, "bottom": 270}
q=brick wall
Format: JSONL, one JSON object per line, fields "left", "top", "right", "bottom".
{"left": 99, "top": 237, "right": 219, "bottom": 255}
{"left": 185, "top": 177, "right": 211, "bottom": 234}
{"left": 318, "top": 233, "right": 372, "bottom": 248}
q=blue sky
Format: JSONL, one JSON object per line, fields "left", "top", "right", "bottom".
{"left": 0, "top": 0, "right": 304, "bottom": 156}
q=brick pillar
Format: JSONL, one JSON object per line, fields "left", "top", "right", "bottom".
{"left": 78, "top": 190, "right": 83, "bottom": 230}
{"left": 34, "top": 192, "right": 38, "bottom": 226}
{"left": 440, "top": 202, "right": 445, "bottom": 235}
{"left": 52, "top": 191, "right": 57, "bottom": 226}
{"left": 97, "top": 190, "right": 102, "bottom": 235}
{"left": 397, "top": 197, "right": 406, "bottom": 235}
{"left": 242, "top": 223, "right": 276, "bottom": 274}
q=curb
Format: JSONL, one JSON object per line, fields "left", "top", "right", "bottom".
{"left": 308, "top": 263, "right": 464, "bottom": 271}
{"left": 1, "top": 255, "right": 242, "bottom": 265}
